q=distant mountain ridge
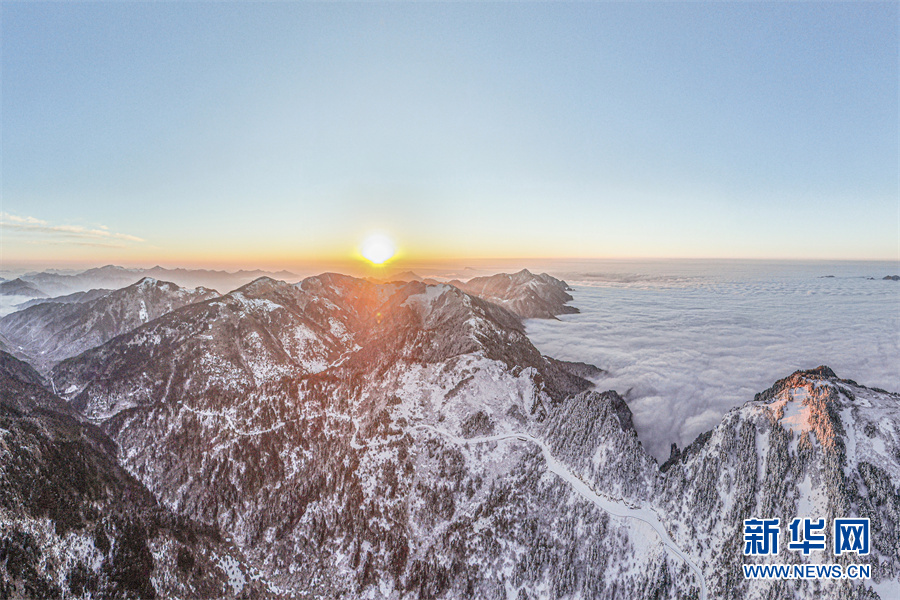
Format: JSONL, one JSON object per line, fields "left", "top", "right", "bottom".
{"left": 0, "top": 278, "right": 218, "bottom": 374}
{"left": 14, "top": 265, "right": 298, "bottom": 297}
{"left": 451, "top": 268, "right": 580, "bottom": 319}
{"left": 370, "top": 269, "right": 580, "bottom": 320}
{"left": 0, "top": 278, "right": 47, "bottom": 298}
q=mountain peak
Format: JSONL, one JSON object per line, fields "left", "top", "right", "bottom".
{"left": 455, "top": 270, "right": 578, "bottom": 319}
{"left": 0, "top": 277, "right": 218, "bottom": 373}
{"left": 232, "top": 276, "right": 299, "bottom": 301}
{"left": 135, "top": 276, "right": 160, "bottom": 286}
{"left": 800, "top": 365, "right": 837, "bottom": 379}
{"left": 0, "top": 278, "right": 48, "bottom": 298}
{"left": 241, "top": 275, "right": 280, "bottom": 287}
{"left": 386, "top": 270, "right": 423, "bottom": 282}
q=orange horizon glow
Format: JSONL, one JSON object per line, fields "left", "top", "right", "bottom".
{"left": 4, "top": 250, "right": 897, "bottom": 281}
{"left": 5, "top": 244, "right": 897, "bottom": 273}
{"left": 4, "top": 227, "right": 897, "bottom": 277}
{"left": 4, "top": 214, "right": 897, "bottom": 275}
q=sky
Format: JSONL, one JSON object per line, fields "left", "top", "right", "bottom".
{"left": 1, "top": 2, "right": 898, "bottom": 270}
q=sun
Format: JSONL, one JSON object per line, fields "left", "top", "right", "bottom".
{"left": 359, "top": 234, "right": 396, "bottom": 265}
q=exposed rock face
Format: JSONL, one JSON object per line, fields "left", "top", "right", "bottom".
{"left": 2, "top": 272, "right": 898, "bottom": 599}
{"left": 546, "top": 356, "right": 607, "bottom": 380}
{"left": 0, "top": 351, "right": 274, "bottom": 599}
{"left": 0, "top": 278, "right": 218, "bottom": 374}
{"left": 451, "top": 269, "right": 580, "bottom": 319}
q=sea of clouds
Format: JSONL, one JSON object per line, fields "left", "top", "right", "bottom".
{"left": 525, "top": 260, "right": 900, "bottom": 461}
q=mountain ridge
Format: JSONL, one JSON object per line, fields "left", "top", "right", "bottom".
{"left": 0, "top": 277, "right": 219, "bottom": 374}
{"left": 450, "top": 268, "right": 580, "bottom": 319}
{"left": 13, "top": 265, "right": 299, "bottom": 297}
{"left": 1, "top": 270, "right": 897, "bottom": 598}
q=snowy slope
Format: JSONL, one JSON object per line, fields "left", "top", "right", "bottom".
{"left": 6, "top": 273, "right": 896, "bottom": 599}
{"left": 0, "top": 278, "right": 218, "bottom": 374}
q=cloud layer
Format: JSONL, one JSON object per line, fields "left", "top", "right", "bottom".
{"left": 1, "top": 213, "right": 144, "bottom": 245}
{"left": 526, "top": 263, "right": 900, "bottom": 461}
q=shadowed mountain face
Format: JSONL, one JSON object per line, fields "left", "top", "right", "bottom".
{"left": 2, "top": 272, "right": 898, "bottom": 599}
{"left": 0, "top": 351, "right": 276, "bottom": 599}
{"left": 0, "top": 278, "right": 218, "bottom": 374}
{"left": 451, "top": 269, "right": 579, "bottom": 319}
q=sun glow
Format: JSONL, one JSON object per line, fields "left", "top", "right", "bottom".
{"left": 359, "top": 234, "right": 396, "bottom": 265}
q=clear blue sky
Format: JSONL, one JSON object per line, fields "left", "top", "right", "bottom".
{"left": 2, "top": 2, "right": 897, "bottom": 268}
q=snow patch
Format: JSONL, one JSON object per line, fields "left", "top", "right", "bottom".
{"left": 215, "top": 554, "right": 246, "bottom": 594}
{"left": 402, "top": 284, "right": 451, "bottom": 316}
{"left": 771, "top": 387, "right": 812, "bottom": 435}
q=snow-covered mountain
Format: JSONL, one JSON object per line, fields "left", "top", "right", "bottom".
{"left": 657, "top": 367, "right": 900, "bottom": 600}
{"left": 0, "top": 351, "right": 277, "bottom": 599}
{"left": 451, "top": 269, "right": 580, "bottom": 319}
{"left": 0, "top": 278, "right": 218, "bottom": 374}
{"left": 1, "top": 271, "right": 897, "bottom": 599}
{"left": 53, "top": 274, "right": 690, "bottom": 598}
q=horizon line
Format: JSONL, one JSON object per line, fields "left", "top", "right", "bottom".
{"left": 2, "top": 255, "right": 898, "bottom": 276}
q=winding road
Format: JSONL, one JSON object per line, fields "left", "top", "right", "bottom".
{"left": 416, "top": 425, "right": 708, "bottom": 600}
